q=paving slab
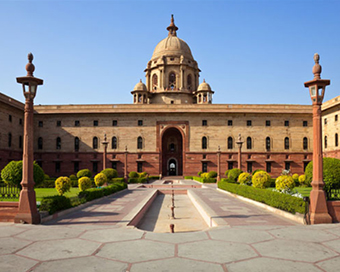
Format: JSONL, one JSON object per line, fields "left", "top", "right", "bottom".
{"left": 0, "top": 237, "right": 31, "bottom": 254}
{"left": 0, "top": 254, "right": 37, "bottom": 272}
{"left": 80, "top": 227, "right": 143, "bottom": 243}
{"left": 144, "top": 230, "right": 209, "bottom": 244}
{"left": 317, "top": 256, "right": 340, "bottom": 272}
{"left": 322, "top": 239, "right": 340, "bottom": 254}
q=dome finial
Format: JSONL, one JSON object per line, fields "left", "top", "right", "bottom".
{"left": 167, "top": 14, "right": 178, "bottom": 37}
{"left": 312, "top": 53, "right": 322, "bottom": 80}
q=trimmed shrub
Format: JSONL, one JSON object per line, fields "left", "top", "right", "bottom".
{"left": 78, "top": 182, "right": 127, "bottom": 202}
{"left": 44, "top": 174, "right": 50, "bottom": 180}
{"left": 252, "top": 171, "right": 270, "bottom": 189}
{"left": 218, "top": 181, "right": 305, "bottom": 214}
{"left": 101, "top": 168, "right": 118, "bottom": 180}
{"left": 193, "top": 176, "right": 216, "bottom": 183}
{"left": 298, "top": 174, "right": 306, "bottom": 186}
{"left": 55, "top": 176, "right": 72, "bottom": 196}
{"left": 1, "top": 160, "right": 45, "bottom": 188}
{"left": 148, "top": 176, "right": 160, "bottom": 180}
{"left": 36, "top": 178, "right": 55, "bottom": 188}
{"left": 69, "top": 174, "right": 77, "bottom": 180}
{"left": 200, "top": 173, "right": 209, "bottom": 179}
{"left": 252, "top": 169, "right": 262, "bottom": 176}
{"left": 128, "top": 177, "right": 147, "bottom": 183}
{"left": 40, "top": 195, "right": 72, "bottom": 215}
{"left": 227, "top": 168, "right": 242, "bottom": 181}
{"left": 139, "top": 172, "right": 148, "bottom": 178}
{"left": 108, "top": 177, "right": 125, "bottom": 183}
{"left": 78, "top": 177, "right": 92, "bottom": 191}
{"left": 129, "top": 171, "right": 138, "bottom": 178}
{"left": 292, "top": 173, "right": 299, "bottom": 186}
{"left": 184, "top": 176, "right": 193, "bottom": 179}
{"left": 208, "top": 171, "right": 217, "bottom": 178}
{"left": 94, "top": 173, "right": 107, "bottom": 187}
{"left": 197, "top": 171, "right": 202, "bottom": 177}
{"left": 77, "top": 169, "right": 92, "bottom": 179}
{"left": 220, "top": 177, "right": 237, "bottom": 183}
{"left": 238, "top": 172, "right": 251, "bottom": 185}
{"left": 276, "top": 175, "right": 295, "bottom": 192}
{"left": 225, "top": 170, "right": 229, "bottom": 176}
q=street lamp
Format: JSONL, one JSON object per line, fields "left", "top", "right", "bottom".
{"left": 304, "top": 53, "right": 332, "bottom": 224}
{"left": 236, "top": 134, "right": 243, "bottom": 171}
{"left": 14, "top": 53, "right": 43, "bottom": 224}
{"left": 102, "top": 134, "right": 109, "bottom": 170}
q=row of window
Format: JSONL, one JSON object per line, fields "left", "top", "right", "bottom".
{"left": 324, "top": 114, "right": 338, "bottom": 124}
{"left": 7, "top": 115, "right": 22, "bottom": 125}
{"left": 38, "top": 120, "right": 140, "bottom": 127}
{"left": 324, "top": 134, "right": 340, "bottom": 148}
{"left": 6, "top": 133, "right": 22, "bottom": 149}
{"left": 202, "top": 120, "right": 308, "bottom": 127}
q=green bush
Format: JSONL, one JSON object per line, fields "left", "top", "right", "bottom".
{"left": 94, "top": 173, "right": 107, "bottom": 187}
{"left": 208, "top": 171, "right": 217, "bottom": 178}
{"left": 55, "top": 176, "right": 72, "bottom": 196}
{"left": 252, "top": 169, "right": 262, "bottom": 176}
{"left": 238, "top": 172, "right": 251, "bottom": 185}
{"left": 101, "top": 168, "right": 118, "bottom": 180}
{"left": 292, "top": 173, "right": 299, "bottom": 186}
{"left": 148, "top": 175, "right": 160, "bottom": 180}
{"left": 220, "top": 177, "right": 237, "bottom": 183}
{"left": 225, "top": 170, "right": 229, "bottom": 176}
{"left": 184, "top": 176, "right": 193, "bottom": 179}
{"left": 40, "top": 195, "right": 72, "bottom": 215}
{"left": 77, "top": 169, "right": 92, "bottom": 179}
{"left": 44, "top": 174, "right": 50, "bottom": 180}
{"left": 252, "top": 171, "right": 270, "bottom": 189}
{"left": 35, "top": 178, "right": 55, "bottom": 188}
{"left": 70, "top": 178, "right": 78, "bottom": 187}
{"left": 69, "top": 174, "right": 77, "bottom": 180}
{"left": 78, "top": 177, "right": 92, "bottom": 191}
{"left": 193, "top": 176, "right": 216, "bottom": 183}
{"left": 78, "top": 182, "right": 127, "bottom": 202}
{"left": 276, "top": 175, "right": 295, "bottom": 192}
{"left": 128, "top": 177, "right": 147, "bottom": 183}
{"left": 129, "top": 171, "right": 139, "bottom": 178}
{"left": 1, "top": 160, "right": 45, "bottom": 188}
{"left": 298, "top": 174, "right": 307, "bottom": 186}
{"left": 218, "top": 181, "right": 305, "bottom": 214}
{"left": 305, "top": 158, "right": 340, "bottom": 191}
{"left": 108, "top": 177, "right": 125, "bottom": 183}
{"left": 198, "top": 171, "right": 202, "bottom": 177}
{"left": 139, "top": 172, "right": 148, "bottom": 178}
{"left": 227, "top": 168, "right": 242, "bottom": 181}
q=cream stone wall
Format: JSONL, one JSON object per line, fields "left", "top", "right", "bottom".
{"left": 322, "top": 95, "right": 340, "bottom": 152}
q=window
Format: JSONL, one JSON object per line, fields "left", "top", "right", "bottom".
{"left": 228, "top": 120, "right": 233, "bottom": 126}
{"left": 19, "top": 136, "right": 23, "bottom": 149}
{"left": 202, "top": 136, "right": 207, "bottom": 149}
{"left": 285, "top": 162, "right": 290, "bottom": 171}
{"left": 304, "top": 162, "right": 309, "bottom": 171}
{"left": 56, "top": 137, "right": 61, "bottom": 150}
{"left": 93, "top": 137, "right": 98, "bottom": 149}
{"left": 57, "top": 120, "right": 61, "bottom": 127}
{"left": 169, "top": 143, "right": 175, "bottom": 152}
{"left": 112, "top": 162, "right": 117, "bottom": 170}
{"left": 93, "top": 162, "right": 98, "bottom": 173}
{"left": 266, "top": 137, "right": 271, "bottom": 151}
{"left": 247, "top": 120, "right": 252, "bottom": 126}
{"left": 324, "top": 118, "right": 327, "bottom": 125}
{"left": 303, "top": 121, "right": 308, "bottom": 127}
{"left": 93, "top": 120, "right": 98, "bottom": 126}
{"left": 169, "top": 72, "right": 176, "bottom": 89}
{"left": 284, "top": 120, "right": 289, "bottom": 127}
{"left": 228, "top": 162, "right": 233, "bottom": 170}
{"left": 227, "top": 137, "right": 233, "bottom": 149}
{"left": 284, "top": 137, "right": 289, "bottom": 150}
{"left": 202, "top": 120, "right": 207, "bottom": 126}
{"left": 247, "top": 162, "right": 252, "bottom": 173}
{"left": 266, "top": 120, "right": 271, "bottom": 127}
{"left": 37, "top": 161, "right": 42, "bottom": 168}
{"left": 38, "top": 121, "right": 43, "bottom": 127}
{"left": 137, "top": 136, "right": 143, "bottom": 149}
{"left": 138, "top": 120, "right": 143, "bottom": 126}
{"left": 55, "top": 162, "right": 60, "bottom": 173}
{"left": 75, "top": 120, "right": 80, "bottom": 127}
{"left": 202, "top": 162, "right": 207, "bottom": 173}
{"left": 74, "top": 162, "right": 79, "bottom": 173}
{"left": 38, "top": 137, "right": 43, "bottom": 150}
{"left": 8, "top": 133, "right": 12, "bottom": 147}
{"left": 170, "top": 100, "right": 174, "bottom": 104}
{"left": 137, "top": 162, "right": 143, "bottom": 173}
{"left": 152, "top": 74, "right": 158, "bottom": 89}
{"left": 112, "top": 120, "right": 117, "bottom": 126}
{"left": 19, "top": 118, "right": 22, "bottom": 125}
{"left": 303, "top": 137, "right": 308, "bottom": 150}
{"left": 246, "top": 137, "right": 252, "bottom": 149}
{"left": 336, "top": 133, "right": 339, "bottom": 147}
{"left": 75, "top": 137, "right": 79, "bottom": 151}
{"left": 9, "top": 115, "right": 12, "bottom": 122}
{"left": 336, "top": 115, "right": 338, "bottom": 122}
{"left": 112, "top": 136, "right": 117, "bottom": 149}
{"left": 325, "top": 136, "right": 328, "bottom": 148}
{"left": 266, "top": 162, "right": 272, "bottom": 173}
{"left": 187, "top": 74, "right": 192, "bottom": 90}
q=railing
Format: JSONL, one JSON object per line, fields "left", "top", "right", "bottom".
{"left": 326, "top": 189, "right": 340, "bottom": 200}
{"left": 0, "top": 184, "right": 21, "bottom": 199}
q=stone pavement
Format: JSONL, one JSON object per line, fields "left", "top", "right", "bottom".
{"left": 0, "top": 180, "right": 340, "bottom": 272}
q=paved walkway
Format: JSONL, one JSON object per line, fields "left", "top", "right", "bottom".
{"left": 1, "top": 180, "right": 340, "bottom": 272}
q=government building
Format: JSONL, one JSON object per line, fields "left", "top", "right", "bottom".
{"left": 1, "top": 16, "right": 339, "bottom": 179}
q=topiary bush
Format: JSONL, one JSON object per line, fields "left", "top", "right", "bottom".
{"left": 252, "top": 171, "right": 270, "bottom": 189}
{"left": 44, "top": 174, "right": 50, "bottom": 180}
{"left": 129, "top": 171, "right": 138, "bottom": 178}
{"left": 78, "top": 177, "right": 92, "bottom": 191}
{"left": 55, "top": 176, "right": 72, "bottom": 196}
{"left": 69, "top": 174, "right": 77, "bottom": 180}
{"left": 94, "top": 173, "right": 107, "bottom": 187}
{"left": 208, "top": 171, "right": 217, "bottom": 178}
{"left": 305, "top": 158, "right": 340, "bottom": 191}
{"left": 225, "top": 170, "right": 229, "bottom": 177}
{"left": 197, "top": 171, "right": 202, "bottom": 177}
{"left": 77, "top": 169, "right": 92, "bottom": 179}
{"left": 275, "top": 175, "right": 295, "bottom": 192}
{"left": 292, "top": 173, "right": 299, "bottom": 186}
{"left": 298, "top": 174, "right": 307, "bottom": 186}
{"left": 238, "top": 172, "right": 251, "bottom": 185}
{"left": 1, "top": 160, "right": 45, "bottom": 188}
{"left": 252, "top": 169, "right": 262, "bottom": 176}
{"left": 101, "top": 168, "right": 118, "bottom": 180}
{"left": 228, "top": 168, "right": 243, "bottom": 181}
{"left": 139, "top": 172, "right": 148, "bottom": 178}
{"left": 40, "top": 195, "right": 72, "bottom": 215}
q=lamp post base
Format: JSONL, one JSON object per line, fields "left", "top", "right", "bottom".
{"left": 310, "top": 189, "right": 332, "bottom": 224}
{"left": 14, "top": 212, "right": 41, "bottom": 224}
{"left": 14, "top": 188, "right": 41, "bottom": 224}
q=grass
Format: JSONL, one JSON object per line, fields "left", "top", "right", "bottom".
{"left": 293, "top": 187, "right": 312, "bottom": 197}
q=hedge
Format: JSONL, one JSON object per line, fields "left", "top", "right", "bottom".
{"left": 218, "top": 181, "right": 305, "bottom": 214}
{"left": 108, "top": 177, "right": 125, "bottom": 183}
{"left": 128, "top": 177, "right": 147, "bottom": 183}
{"left": 40, "top": 195, "right": 72, "bottom": 215}
{"left": 78, "top": 182, "right": 127, "bottom": 202}
{"left": 193, "top": 176, "right": 216, "bottom": 183}
{"left": 148, "top": 176, "right": 160, "bottom": 180}
{"left": 184, "top": 176, "right": 193, "bottom": 179}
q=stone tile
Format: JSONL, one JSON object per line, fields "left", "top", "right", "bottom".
{"left": 323, "top": 226, "right": 340, "bottom": 237}
{"left": 269, "top": 226, "right": 338, "bottom": 242}
{"left": 227, "top": 257, "right": 322, "bottom": 272}
{"left": 0, "top": 225, "right": 27, "bottom": 237}
{"left": 130, "top": 258, "right": 224, "bottom": 272}
{"left": 17, "top": 238, "right": 100, "bottom": 261}
{"left": 96, "top": 240, "right": 174, "bottom": 263}
{"left": 317, "top": 256, "right": 340, "bottom": 272}
{"left": 80, "top": 227, "right": 143, "bottom": 242}
{"left": 178, "top": 240, "right": 257, "bottom": 263}
{"left": 209, "top": 228, "right": 273, "bottom": 244}
{"left": 0, "top": 237, "right": 31, "bottom": 254}
{"left": 32, "top": 256, "right": 128, "bottom": 272}
{"left": 233, "top": 225, "right": 285, "bottom": 230}
{"left": 15, "top": 226, "right": 84, "bottom": 241}
{"left": 323, "top": 239, "right": 340, "bottom": 253}
{"left": 253, "top": 239, "right": 338, "bottom": 262}
{"left": 0, "top": 254, "right": 37, "bottom": 272}
{"left": 145, "top": 231, "right": 209, "bottom": 244}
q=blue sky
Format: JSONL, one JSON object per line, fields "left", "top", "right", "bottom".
{"left": 0, "top": 0, "right": 339, "bottom": 105}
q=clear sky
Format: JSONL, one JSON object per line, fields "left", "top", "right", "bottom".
{"left": 0, "top": 0, "right": 339, "bottom": 106}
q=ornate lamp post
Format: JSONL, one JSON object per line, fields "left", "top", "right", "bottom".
{"left": 217, "top": 146, "right": 221, "bottom": 182}
{"left": 236, "top": 134, "right": 243, "bottom": 171}
{"left": 102, "top": 134, "right": 109, "bottom": 170}
{"left": 304, "top": 53, "right": 332, "bottom": 224}
{"left": 14, "top": 53, "right": 43, "bottom": 224}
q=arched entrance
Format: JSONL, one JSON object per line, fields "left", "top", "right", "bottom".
{"left": 162, "top": 127, "right": 183, "bottom": 176}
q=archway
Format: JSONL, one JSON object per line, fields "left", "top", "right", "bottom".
{"left": 161, "top": 127, "right": 183, "bottom": 176}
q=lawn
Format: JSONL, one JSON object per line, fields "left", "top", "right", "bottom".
{"left": 293, "top": 187, "right": 312, "bottom": 197}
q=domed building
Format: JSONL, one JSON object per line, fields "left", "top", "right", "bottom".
{"left": 1, "top": 15, "right": 339, "bottom": 179}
